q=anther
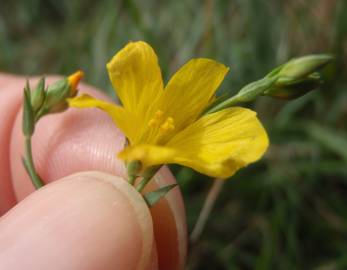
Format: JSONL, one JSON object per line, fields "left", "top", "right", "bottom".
{"left": 159, "top": 117, "right": 175, "bottom": 134}
{"left": 154, "top": 110, "right": 164, "bottom": 119}
{"left": 148, "top": 110, "right": 164, "bottom": 127}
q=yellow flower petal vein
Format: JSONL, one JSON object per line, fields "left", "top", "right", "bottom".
{"left": 118, "top": 107, "right": 269, "bottom": 178}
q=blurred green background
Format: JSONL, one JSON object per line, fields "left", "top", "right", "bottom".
{"left": 1, "top": 0, "right": 347, "bottom": 269}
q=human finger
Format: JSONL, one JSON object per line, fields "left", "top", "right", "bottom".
{"left": 0, "top": 171, "right": 157, "bottom": 270}
{"left": 8, "top": 76, "right": 187, "bottom": 269}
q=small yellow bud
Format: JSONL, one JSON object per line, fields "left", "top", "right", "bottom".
{"left": 68, "top": 70, "right": 84, "bottom": 96}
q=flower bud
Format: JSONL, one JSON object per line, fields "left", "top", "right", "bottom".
{"left": 277, "top": 54, "right": 333, "bottom": 79}
{"left": 68, "top": 70, "right": 84, "bottom": 97}
{"left": 264, "top": 76, "right": 322, "bottom": 100}
{"left": 43, "top": 71, "right": 84, "bottom": 114}
{"left": 30, "top": 78, "right": 46, "bottom": 112}
{"left": 263, "top": 54, "right": 334, "bottom": 100}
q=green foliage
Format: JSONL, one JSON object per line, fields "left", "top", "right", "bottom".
{"left": 22, "top": 83, "right": 34, "bottom": 136}
{"left": 30, "top": 77, "right": 46, "bottom": 112}
{"left": 144, "top": 184, "right": 178, "bottom": 207}
{"left": 2, "top": 0, "right": 347, "bottom": 269}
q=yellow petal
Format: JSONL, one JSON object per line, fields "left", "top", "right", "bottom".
{"left": 67, "top": 70, "right": 84, "bottom": 96}
{"left": 118, "top": 107, "right": 269, "bottom": 178}
{"left": 158, "top": 58, "right": 229, "bottom": 132}
{"left": 107, "top": 41, "right": 163, "bottom": 116}
{"left": 68, "top": 94, "right": 138, "bottom": 143}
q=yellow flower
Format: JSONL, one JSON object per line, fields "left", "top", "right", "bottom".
{"left": 68, "top": 41, "right": 269, "bottom": 178}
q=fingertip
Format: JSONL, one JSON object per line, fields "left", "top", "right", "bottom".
{"left": 6, "top": 75, "right": 187, "bottom": 268}
{"left": 0, "top": 75, "right": 28, "bottom": 214}
{"left": 10, "top": 83, "right": 126, "bottom": 200}
{"left": 0, "top": 171, "right": 156, "bottom": 270}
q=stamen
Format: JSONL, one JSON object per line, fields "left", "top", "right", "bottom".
{"left": 154, "top": 110, "right": 164, "bottom": 119}
{"left": 148, "top": 110, "right": 164, "bottom": 127}
{"left": 148, "top": 119, "right": 158, "bottom": 127}
{"left": 159, "top": 117, "right": 175, "bottom": 134}
{"left": 148, "top": 110, "right": 175, "bottom": 136}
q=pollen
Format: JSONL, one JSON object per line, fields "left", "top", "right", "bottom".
{"left": 148, "top": 111, "right": 175, "bottom": 134}
{"left": 159, "top": 117, "right": 175, "bottom": 134}
{"left": 148, "top": 110, "right": 164, "bottom": 127}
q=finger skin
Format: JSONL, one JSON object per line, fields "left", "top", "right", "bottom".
{"left": 0, "top": 74, "right": 66, "bottom": 214}
{"left": 8, "top": 76, "right": 187, "bottom": 269}
{"left": 146, "top": 168, "right": 187, "bottom": 270}
{"left": 10, "top": 82, "right": 125, "bottom": 199}
{"left": 0, "top": 74, "right": 26, "bottom": 214}
{"left": 0, "top": 171, "right": 156, "bottom": 270}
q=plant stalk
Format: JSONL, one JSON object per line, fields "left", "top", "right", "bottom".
{"left": 136, "top": 166, "right": 160, "bottom": 192}
{"left": 190, "top": 179, "right": 225, "bottom": 243}
{"left": 24, "top": 136, "right": 44, "bottom": 189}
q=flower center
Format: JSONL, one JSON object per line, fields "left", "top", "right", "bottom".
{"left": 148, "top": 110, "right": 175, "bottom": 136}
{"left": 159, "top": 117, "right": 175, "bottom": 134}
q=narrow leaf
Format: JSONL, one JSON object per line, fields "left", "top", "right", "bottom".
{"left": 306, "top": 123, "right": 347, "bottom": 163}
{"left": 143, "top": 184, "right": 177, "bottom": 207}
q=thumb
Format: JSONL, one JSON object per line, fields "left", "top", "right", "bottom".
{"left": 0, "top": 171, "right": 157, "bottom": 270}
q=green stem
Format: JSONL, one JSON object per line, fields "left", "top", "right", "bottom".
{"left": 136, "top": 166, "right": 160, "bottom": 192}
{"left": 204, "top": 77, "right": 277, "bottom": 115}
{"left": 24, "top": 136, "right": 44, "bottom": 189}
{"left": 136, "top": 175, "right": 152, "bottom": 193}
{"left": 128, "top": 174, "right": 137, "bottom": 185}
{"left": 204, "top": 95, "right": 241, "bottom": 114}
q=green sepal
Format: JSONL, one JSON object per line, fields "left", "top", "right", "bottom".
{"left": 22, "top": 81, "right": 35, "bottom": 136}
{"left": 264, "top": 73, "right": 323, "bottom": 100}
{"left": 127, "top": 160, "right": 142, "bottom": 185}
{"left": 236, "top": 77, "right": 277, "bottom": 102}
{"left": 43, "top": 78, "right": 70, "bottom": 113}
{"left": 266, "top": 64, "right": 284, "bottom": 78}
{"left": 262, "top": 54, "right": 334, "bottom": 100}
{"left": 143, "top": 184, "right": 177, "bottom": 207}
{"left": 277, "top": 54, "right": 334, "bottom": 79}
{"left": 31, "top": 77, "right": 46, "bottom": 112}
{"left": 127, "top": 160, "right": 142, "bottom": 177}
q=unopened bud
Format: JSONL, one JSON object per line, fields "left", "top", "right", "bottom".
{"left": 263, "top": 54, "right": 334, "bottom": 100}
{"left": 264, "top": 74, "right": 322, "bottom": 100}
{"left": 205, "top": 54, "right": 334, "bottom": 112}
{"left": 68, "top": 70, "right": 84, "bottom": 97}
{"left": 277, "top": 54, "right": 333, "bottom": 79}
{"left": 31, "top": 78, "right": 46, "bottom": 112}
{"left": 43, "top": 71, "right": 84, "bottom": 114}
